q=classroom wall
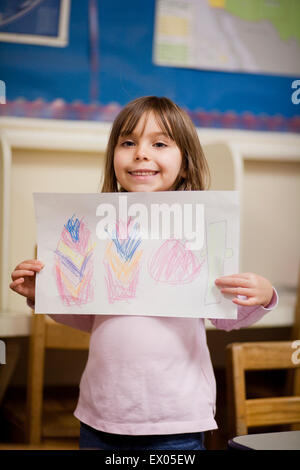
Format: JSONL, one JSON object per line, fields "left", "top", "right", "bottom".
{"left": 0, "top": 0, "right": 299, "bottom": 132}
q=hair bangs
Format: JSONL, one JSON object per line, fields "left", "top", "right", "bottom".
{"left": 120, "top": 99, "right": 175, "bottom": 141}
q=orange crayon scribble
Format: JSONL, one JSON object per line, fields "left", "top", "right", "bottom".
{"left": 103, "top": 219, "right": 143, "bottom": 303}
{"left": 104, "top": 241, "right": 143, "bottom": 284}
{"left": 55, "top": 215, "right": 94, "bottom": 306}
{"left": 104, "top": 262, "right": 141, "bottom": 304}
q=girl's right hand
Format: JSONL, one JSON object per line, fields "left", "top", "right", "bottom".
{"left": 9, "top": 259, "right": 44, "bottom": 303}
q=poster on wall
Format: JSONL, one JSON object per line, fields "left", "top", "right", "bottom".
{"left": 34, "top": 191, "right": 240, "bottom": 319}
{"left": 0, "top": 0, "right": 70, "bottom": 47}
{"left": 153, "top": 0, "right": 300, "bottom": 76}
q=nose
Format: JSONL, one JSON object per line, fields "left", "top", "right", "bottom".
{"left": 134, "top": 144, "right": 149, "bottom": 160}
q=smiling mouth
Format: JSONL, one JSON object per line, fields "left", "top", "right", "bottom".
{"left": 128, "top": 171, "right": 159, "bottom": 176}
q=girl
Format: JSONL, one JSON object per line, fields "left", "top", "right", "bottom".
{"left": 10, "top": 96, "right": 278, "bottom": 451}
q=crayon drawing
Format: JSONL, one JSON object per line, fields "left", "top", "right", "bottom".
{"left": 148, "top": 239, "right": 204, "bottom": 285}
{"left": 34, "top": 191, "right": 239, "bottom": 319}
{"left": 54, "top": 214, "right": 94, "bottom": 306}
{"left": 103, "top": 218, "right": 143, "bottom": 303}
{"left": 204, "top": 220, "right": 234, "bottom": 305}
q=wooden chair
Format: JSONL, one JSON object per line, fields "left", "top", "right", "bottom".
{"left": 291, "top": 266, "right": 300, "bottom": 351}
{"left": 286, "top": 266, "right": 300, "bottom": 429}
{"left": 226, "top": 341, "right": 300, "bottom": 438}
{"left": 3, "top": 313, "right": 90, "bottom": 445}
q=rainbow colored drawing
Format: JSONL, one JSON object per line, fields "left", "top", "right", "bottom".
{"left": 54, "top": 214, "right": 94, "bottom": 306}
{"left": 149, "top": 239, "right": 204, "bottom": 285}
{"left": 103, "top": 218, "right": 143, "bottom": 303}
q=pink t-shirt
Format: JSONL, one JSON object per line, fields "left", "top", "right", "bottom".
{"left": 36, "top": 288, "right": 279, "bottom": 436}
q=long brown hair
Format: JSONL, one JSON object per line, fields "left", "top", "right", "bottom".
{"left": 101, "top": 96, "right": 210, "bottom": 192}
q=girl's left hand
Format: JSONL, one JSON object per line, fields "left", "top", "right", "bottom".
{"left": 215, "top": 273, "right": 273, "bottom": 307}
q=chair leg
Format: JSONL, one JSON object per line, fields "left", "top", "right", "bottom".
{"left": 25, "top": 314, "right": 46, "bottom": 445}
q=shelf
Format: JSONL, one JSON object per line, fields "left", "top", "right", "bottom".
{"left": 0, "top": 311, "right": 32, "bottom": 337}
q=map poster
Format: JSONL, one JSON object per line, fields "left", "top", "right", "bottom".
{"left": 153, "top": 0, "right": 300, "bottom": 76}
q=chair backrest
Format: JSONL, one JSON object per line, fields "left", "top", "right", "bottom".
{"left": 292, "top": 267, "right": 300, "bottom": 342}
{"left": 226, "top": 341, "right": 300, "bottom": 437}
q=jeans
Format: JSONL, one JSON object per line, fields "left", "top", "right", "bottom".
{"left": 79, "top": 422, "right": 206, "bottom": 450}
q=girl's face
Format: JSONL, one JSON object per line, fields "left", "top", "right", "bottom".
{"left": 113, "top": 112, "right": 184, "bottom": 192}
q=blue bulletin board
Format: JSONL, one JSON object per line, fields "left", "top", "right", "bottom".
{"left": 0, "top": 0, "right": 299, "bottom": 132}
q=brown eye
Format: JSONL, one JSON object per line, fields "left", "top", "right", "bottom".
{"left": 122, "top": 140, "right": 135, "bottom": 147}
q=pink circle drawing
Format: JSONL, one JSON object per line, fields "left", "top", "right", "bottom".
{"left": 148, "top": 239, "right": 204, "bottom": 285}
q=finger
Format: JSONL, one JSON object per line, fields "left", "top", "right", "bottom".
{"left": 216, "top": 273, "right": 250, "bottom": 278}
{"left": 15, "top": 260, "right": 44, "bottom": 270}
{"left": 216, "top": 272, "right": 254, "bottom": 281}
{"left": 220, "top": 287, "right": 251, "bottom": 296}
{"left": 9, "top": 278, "right": 25, "bottom": 292}
{"left": 219, "top": 273, "right": 241, "bottom": 278}
{"left": 232, "top": 297, "right": 258, "bottom": 306}
{"left": 18, "top": 262, "right": 43, "bottom": 269}
{"left": 11, "top": 270, "right": 35, "bottom": 280}
{"left": 228, "top": 273, "right": 252, "bottom": 278}
{"left": 215, "top": 277, "right": 250, "bottom": 287}
{"left": 10, "top": 277, "right": 24, "bottom": 286}
{"left": 14, "top": 264, "right": 43, "bottom": 273}
{"left": 20, "top": 259, "right": 43, "bottom": 265}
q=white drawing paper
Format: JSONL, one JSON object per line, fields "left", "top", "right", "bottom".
{"left": 34, "top": 191, "right": 240, "bottom": 318}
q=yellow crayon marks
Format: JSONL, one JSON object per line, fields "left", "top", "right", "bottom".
{"left": 57, "top": 240, "right": 85, "bottom": 270}
{"left": 59, "top": 266, "right": 88, "bottom": 297}
{"left": 105, "top": 242, "right": 143, "bottom": 284}
{"left": 58, "top": 240, "right": 96, "bottom": 270}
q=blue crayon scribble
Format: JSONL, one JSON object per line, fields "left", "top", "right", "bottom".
{"left": 55, "top": 250, "right": 93, "bottom": 281}
{"left": 105, "top": 221, "right": 142, "bottom": 262}
{"left": 64, "top": 215, "right": 80, "bottom": 242}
